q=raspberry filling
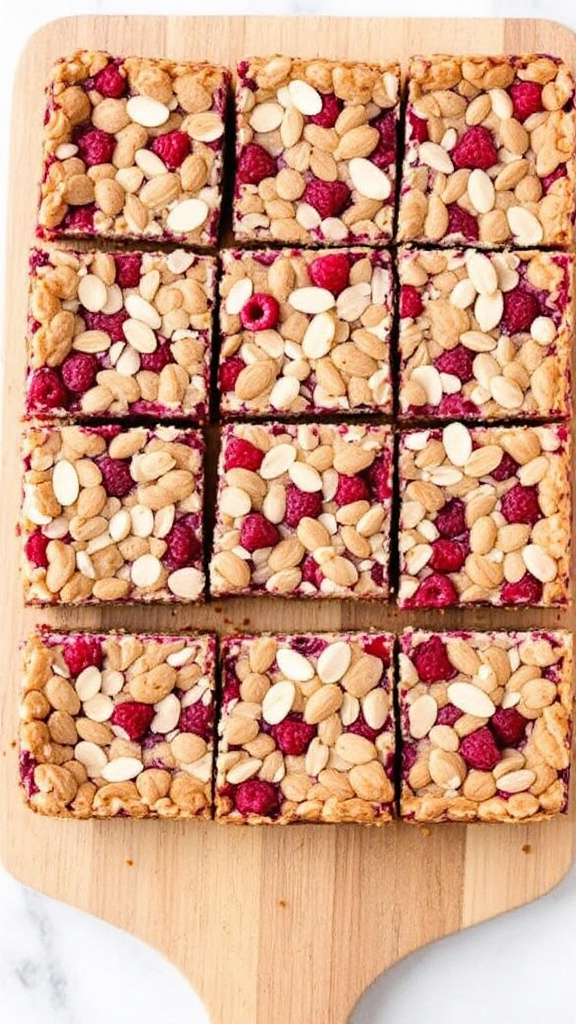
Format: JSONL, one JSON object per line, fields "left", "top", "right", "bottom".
{"left": 240, "top": 293, "right": 280, "bottom": 331}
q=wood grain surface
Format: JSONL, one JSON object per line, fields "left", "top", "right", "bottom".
{"left": 1, "top": 16, "right": 575, "bottom": 1024}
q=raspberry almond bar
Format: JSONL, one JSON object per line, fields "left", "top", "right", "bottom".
{"left": 398, "top": 54, "right": 575, "bottom": 248}
{"left": 398, "top": 248, "right": 572, "bottom": 420}
{"left": 22, "top": 424, "right": 204, "bottom": 604}
{"left": 20, "top": 630, "right": 216, "bottom": 819}
{"left": 38, "top": 50, "right": 229, "bottom": 246}
{"left": 399, "top": 629, "right": 573, "bottom": 823}
{"left": 219, "top": 248, "right": 393, "bottom": 417}
{"left": 234, "top": 55, "right": 400, "bottom": 245}
{"left": 210, "top": 423, "right": 393, "bottom": 599}
{"left": 26, "top": 248, "right": 216, "bottom": 421}
{"left": 398, "top": 424, "right": 570, "bottom": 608}
{"left": 216, "top": 632, "right": 395, "bottom": 824}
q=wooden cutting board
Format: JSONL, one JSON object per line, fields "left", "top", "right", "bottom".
{"left": 1, "top": 15, "right": 575, "bottom": 1024}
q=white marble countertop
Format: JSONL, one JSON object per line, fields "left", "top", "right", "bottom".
{"left": 1, "top": 2, "right": 576, "bottom": 1021}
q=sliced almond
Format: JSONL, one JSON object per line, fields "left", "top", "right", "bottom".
{"left": 442, "top": 423, "right": 472, "bottom": 467}
{"left": 496, "top": 769, "right": 536, "bottom": 794}
{"left": 419, "top": 141, "right": 454, "bottom": 174}
{"left": 78, "top": 274, "right": 108, "bottom": 313}
{"left": 474, "top": 291, "right": 503, "bottom": 332}
{"left": 101, "top": 756, "right": 143, "bottom": 782}
{"left": 410, "top": 365, "right": 442, "bottom": 406}
{"left": 522, "top": 544, "right": 557, "bottom": 583}
{"left": 225, "top": 277, "right": 253, "bottom": 315}
{"left": 490, "top": 375, "right": 523, "bottom": 410}
{"left": 75, "top": 666, "right": 102, "bottom": 702}
{"left": 302, "top": 312, "right": 335, "bottom": 359}
{"left": 467, "top": 168, "right": 495, "bottom": 214}
{"left": 125, "top": 294, "right": 162, "bottom": 329}
{"left": 288, "top": 462, "right": 322, "bottom": 493}
{"left": 250, "top": 101, "right": 284, "bottom": 132}
{"left": 507, "top": 206, "right": 544, "bottom": 245}
{"left": 260, "top": 443, "right": 296, "bottom": 479}
{"left": 467, "top": 253, "right": 498, "bottom": 296}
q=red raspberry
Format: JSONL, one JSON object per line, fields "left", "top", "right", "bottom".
{"left": 491, "top": 452, "right": 519, "bottom": 482}
{"left": 510, "top": 81, "right": 543, "bottom": 122}
{"left": 436, "top": 345, "right": 474, "bottom": 383}
{"left": 240, "top": 513, "right": 280, "bottom": 552}
{"left": 164, "top": 523, "right": 201, "bottom": 569}
{"left": 413, "top": 635, "right": 457, "bottom": 683}
{"left": 428, "top": 539, "right": 466, "bottom": 573}
{"left": 438, "top": 394, "right": 477, "bottom": 418}
{"left": 491, "top": 707, "right": 527, "bottom": 747}
{"left": 334, "top": 474, "right": 369, "bottom": 506}
{"left": 93, "top": 62, "right": 126, "bottom": 98}
{"left": 542, "top": 166, "right": 567, "bottom": 191}
{"left": 371, "top": 111, "right": 397, "bottom": 168}
{"left": 113, "top": 253, "right": 142, "bottom": 288}
{"left": 304, "top": 179, "right": 350, "bottom": 219}
{"left": 64, "top": 635, "right": 103, "bottom": 675}
{"left": 140, "top": 342, "right": 173, "bottom": 373}
{"left": 308, "top": 253, "right": 350, "bottom": 295}
{"left": 64, "top": 205, "right": 95, "bottom": 232}
{"left": 224, "top": 436, "right": 264, "bottom": 471}
{"left": 436, "top": 704, "right": 462, "bottom": 727}
{"left": 348, "top": 715, "right": 380, "bottom": 742}
{"left": 500, "top": 484, "right": 541, "bottom": 525}
{"left": 61, "top": 353, "right": 98, "bottom": 393}
{"left": 301, "top": 554, "right": 323, "bottom": 588}
{"left": 219, "top": 357, "right": 245, "bottom": 393}
{"left": 399, "top": 285, "right": 423, "bottom": 319}
{"left": 285, "top": 485, "right": 322, "bottom": 529}
{"left": 234, "top": 779, "right": 279, "bottom": 816}
{"left": 501, "top": 572, "right": 543, "bottom": 605}
{"left": 179, "top": 701, "right": 213, "bottom": 736}
{"left": 98, "top": 456, "right": 133, "bottom": 498}
{"left": 24, "top": 530, "right": 50, "bottom": 568}
{"left": 76, "top": 128, "right": 115, "bottom": 167}
{"left": 368, "top": 454, "right": 392, "bottom": 502}
{"left": 151, "top": 131, "right": 191, "bottom": 169}
{"left": 27, "top": 368, "right": 67, "bottom": 411}
{"left": 111, "top": 702, "right": 155, "bottom": 740}
{"left": 84, "top": 309, "right": 129, "bottom": 343}
{"left": 240, "top": 293, "right": 280, "bottom": 331}
{"left": 460, "top": 727, "right": 501, "bottom": 771}
{"left": 362, "top": 635, "right": 391, "bottom": 660}
{"left": 272, "top": 718, "right": 316, "bottom": 755}
{"left": 309, "top": 93, "right": 342, "bottom": 128}
{"left": 434, "top": 498, "right": 466, "bottom": 539}
{"left": 502, "top": 288, "right": 540, "bottom": 334}
{"left": 237, "top": 143, "right": 277, "bottom": 185}
{"left": 452, "top": 126, "right": 498, "bottom": 170}
{"left": 446, "top": 203, "right": 479, "bottom": 241}
{"left": 409, "top": 573, "right": 458, "bottom": 608}
{"left": 19, "top": 751, "right": 39, "bottom": 798}
{"left": 408, "top": 109, "right": 428, "bottom": 143}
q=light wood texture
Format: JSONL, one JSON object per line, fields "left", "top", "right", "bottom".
{"left": 1, "top": 16, "right": 575, "bottom": 1024}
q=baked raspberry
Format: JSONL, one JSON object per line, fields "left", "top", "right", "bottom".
{"left": 28, "top": 368, "right": 67, "bottom": 410}
{"left": 164, "top": 523, "right": 201, "bottom": 570}
{"left": 491, "top": 707, "right": 527, "bottom": 747}
{"left": 24, "top": 530, "right": 50, "bottom": 568}
{"left": 237, "top": 144, "right": 277, "bottom": 185}
{"left": 234, "top": 779, "right": 279, "bottom": 816}
{"left": 399, "top": 285, "right": 423, "bottom": 319}
{"left": 179, "top": 701, "right": 213, "bottom": 736}
{"left": 98, "top": 456, "right": 133, "bottom": 498}
{"left": 491, "top": 452, "right": 519, "bottom": 482}
{"left": 452, "top": 126, "right": 498, "bottom": 170}
{"left": 61, "top": 353, "right": 98, "bottom": 392}
{"left": 362, "top": 636, "right": 391, "bottom": 660}
{"left": 510, "top": 80, "right": 543, "bottom": 122}
{"left": 19, "top": 751, "right": 38, "bottom": 798}
{"left": 437, "top": 394, "right": 477, "bottom": 418}
{"left": 93, "top": 62, "right": 126, "bottom": 98}
{"left": 501, "top": 572, "right": 543, "bottom": 605}
{"left": 413, "top": 635, "right": 456, "bottom": 683}
{"left": 76, "top": 128, "right": 115, "bottom": 167}
{"left": 460, "top": 727, "right": 501, "bottom": 771}
{"left": 304, "top": 179, "right": 351, "bottom": 219}
{"left": 435, "top": 499, "right": 466, "bottom": 539}
{"left": 272, "top": 718, "right": 316, "bottom": 756}
{"left": 542, "top": 166, "right": 567, "bottom": 191}
{"left": 84, "top": 309, "right": 129, "bottom": 343}
{"left": 140, "top": 342, "right": 172, "bottom": 373}
{"left": 428, "top": 539, "right": 466, "bottom": 573}
{"left": 284, "top": 485, "right": 323, "bottom": 529}
{"left": 408, "top": 109, "right": 428, "bottom": 143}
{"left": 410, "top": 573, "right": 458, "bottom": 607}
{"left": 113, "top": 253, "right": 142, "bottom": 288}
{"left": 64, "top": 635, "right": 103, "bottom": 675}
{"left": 240, "top": 293, "right": 280, "bottom": 331}
{"left": 371, "top": 111, "right": 397, "bottom": 168}
{"left": 65, "top": 206, "right": 95, "bottom": 231}
{"left": 240, "top": 513, "right": 280, "bottom": 552}
{"left": 436, "top": 345, "right": 474, "bottom": 383}
{"left": 436, "top": 704, "right": 462, "bottom": 727}
{"left": 368, "top": 454, "right": 392, "bottom": 502}
{"left": 223, "top": 436, "right": 264, "bottom": 472}
{"left": 219, "top": 357, "right": 245, "bottom": 393}
{"left": 502, "top": 288, "right": 540, "bottom": 333}
{"left": 309, "top": 93, "right": 342, "bottom": 128}
{"left": 111, "top": 702, "right": 155, "bottom": 741}
{"left": 301, "top": 554, "right": 323, "bottom": 588}
{"left": 446, "top": 203, "right": 479, "bottom": 241}
{"left": 308, "top": 253, "right": 350, "bottom": 295}
{"left": 151, "top": 131, "right": 191, "bottom": 169}
{"left": 348, "top": 715, "right": 380, "bottom": 743}
{"left": 334, "top": 474, "right": 369, "bottom": 506}
{"left": 500, "top": 484, "right": 541, "bottom": 525}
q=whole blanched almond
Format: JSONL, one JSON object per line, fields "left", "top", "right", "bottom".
{"left": 463, "top": 444, "right": 503, "bottom": 477}
{"left": 338, "top": 125, "right": 379, "bottom": 160}
{"left": 335, "top": 733, "right": 376, "bottom": 766}
{"left": 235, "top": 361, "right": 277, "bottom": 401}
{"left": 304, "top": 683, "right": 343, "bottom": 724}
{"left": 408, "top": 694, "right": 437, "bottom": 739}
{"left": 349, "top": 158, "right": 391, "bottom": 200}
{"left": 447, "top": 682, "right": 496, "bottom": 717}
{"left": 101, "top": 756, "right": 143, "bottom": 783}
{"left": 316, "top": 642, "right": 353, "bottom": 684}
{"left": 288, "top": 79, "right": 322, "bottom": 116}
{"left": 212, "top": 551, "right": 251, "bottom": 589}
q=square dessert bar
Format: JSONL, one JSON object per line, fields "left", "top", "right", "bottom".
{"left": 22, "top": 423, "right": 205, "bottom": 604}
{"left": 210, "top": 423, "right": 393, "bottom": 599}
{"left": 398, "top": 248, "right": 572, "bottom": 420}
{"left": 218, "top": 248, "right": 393, "bottom": 417}
{"left": 399, "top": 629, "right": 573, "bottom": 823}
{"left": 398, "top": 54, "right": 575, "bottom": 248}
{"left": 26, "top": 247, "right": 216, "bottom": 421}
{"left": 37, "top": 50, "right": 229, "bottom": 246}
{"left": 234, "top": 55, "right": 400, "bottom": 245}
{"left": 20, "top": 629, "right": 216, "bottom": 819}
{"left": 216, "top": 632, "right": 395, "bottom": 824}
{"left": 398, "top": 424, "right": 570, "bottom": 608}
